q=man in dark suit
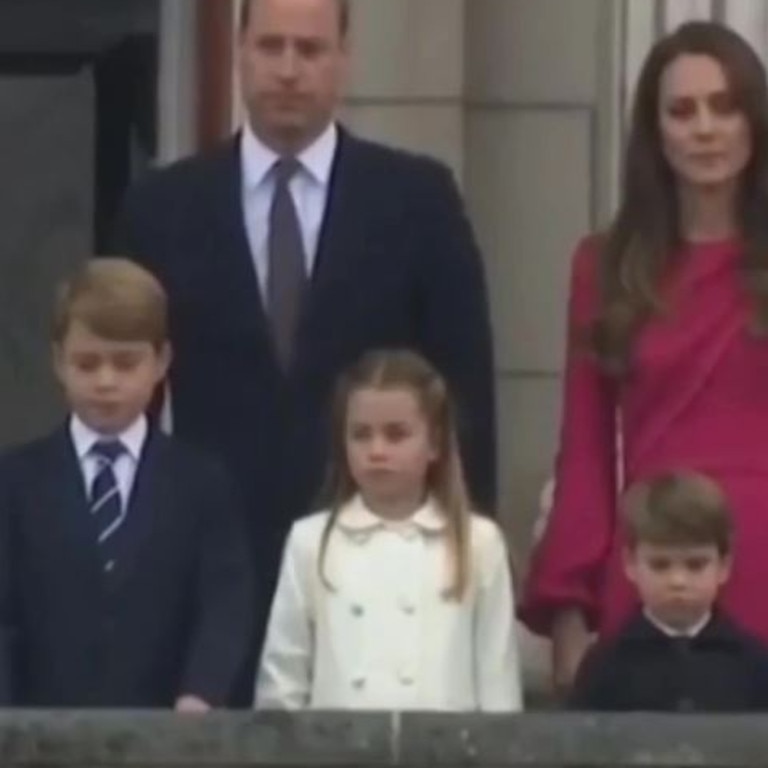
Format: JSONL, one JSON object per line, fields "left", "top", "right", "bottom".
{"left": 0, "top": 259, "right": 253, "bottom": 708}
{"left": 115, "top": 0, "right": 496, "bottom": 674}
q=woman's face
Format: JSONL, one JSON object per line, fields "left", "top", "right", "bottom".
{"left": 658, "top": 53, "right": 752, "bottom": 193}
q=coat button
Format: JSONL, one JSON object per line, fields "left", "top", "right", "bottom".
{"left": 350, "top": 604, "right": 365, "bottom": 617}
{"left": 676, "top": 697, "right": 695, "bottom": 712}
{"left": 104, "top": 560, "right": 115, "bottom": 573}
{"left": 399, "top": 672, "right": 415, "bottom": 686}
{"left": 351, "top": 677, "right": 366, "bottom": 690}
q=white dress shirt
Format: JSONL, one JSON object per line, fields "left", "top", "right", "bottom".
{"left": 240, "top": 120, "right": 338, "bottom": 300}
{"left": 644, "top": 610, "right": 712, "bottom": 638}
{"left": 255, "top": 495, "right": 523, "bottom": 712}
{"left": 69, "top": 414, "right": 147, "bottom": 507}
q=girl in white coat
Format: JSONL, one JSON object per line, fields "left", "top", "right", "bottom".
{"left": 255, "top": 349, "right": 522, "bottom": 711}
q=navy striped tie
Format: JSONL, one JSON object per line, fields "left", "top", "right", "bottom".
{"left": 89, "top": 440, "right": 126, "bottom": 569}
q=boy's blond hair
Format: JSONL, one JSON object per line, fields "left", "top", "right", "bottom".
{"left": 53, "top": 258, "right": 167, "bottom": 348}
{"left": 623, "top": 471, "right": 733, "bottom": 555}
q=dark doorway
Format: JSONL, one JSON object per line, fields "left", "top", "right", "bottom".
{"left": 0, "top": 0, "right": 159, "bottom": 447}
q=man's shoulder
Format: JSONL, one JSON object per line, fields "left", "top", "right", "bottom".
{"left": 128, "top": 137, "right": 238, "bottom": 201}
{"left": 341, "top": 130, "right": 454, "bottom": 183}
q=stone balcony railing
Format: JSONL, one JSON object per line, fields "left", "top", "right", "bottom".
{"left": 0, "top": 711, "right": 761, "bottom": 767}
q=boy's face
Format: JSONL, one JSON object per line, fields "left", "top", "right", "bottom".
{"left": 54, "top": 321, "right": 170, "bottom": 435}
{"left": 624, "top": 542, "right": 730, "bottom": 630}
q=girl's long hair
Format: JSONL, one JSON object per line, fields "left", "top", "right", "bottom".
{"left": 317, "top": 349, "right": 472, "bottom": 600}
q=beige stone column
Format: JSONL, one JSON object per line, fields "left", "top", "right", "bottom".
{"left": 340, "top": 0, "right": 466, "bottom": 183}
{"left": 463, "top": 0, "right": 620, "bottom": 553}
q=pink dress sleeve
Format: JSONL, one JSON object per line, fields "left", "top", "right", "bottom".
{"left": 518, "top": 237, "right": 618, "bottom": 635}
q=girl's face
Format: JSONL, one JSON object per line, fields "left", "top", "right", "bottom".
{"left": 345, "top": 385, "right": 438, "bottom": 519}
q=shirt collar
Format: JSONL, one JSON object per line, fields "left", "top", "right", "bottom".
{"left": 336, "top": 494, "right": 447, "bottom": 538}
{"left": 643, "top": 609, "right": 712, "bottom": 638}
{"left": 69, "top": 414, "right": 147, "bottom": 463}
{"left": 240, "top": 120, "right": 338, "bottom": 192}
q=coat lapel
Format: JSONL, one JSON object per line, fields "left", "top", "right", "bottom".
{"left": 293, "top": 130, "right": 367, "bottom": 367}
{"left": 110, "top": 429, "right": 165, "bottom": 585}
{"left": 42, "top": 428, "right": 102, "bottom": 580}
{"left": 205, "top": 130, "right": 370, "bottom": 374}
{"left": 207, "top": 136, "right": 272, "bottom": 344}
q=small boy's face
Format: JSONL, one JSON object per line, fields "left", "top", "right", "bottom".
{"left": 624, "top": 542, "right": 730, "bottom": 630}
{"left": 54, "top": 321, "right": 170, "bottom": 435}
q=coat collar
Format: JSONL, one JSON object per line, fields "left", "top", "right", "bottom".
{"left": 335, "top": 494, "right": 447, "bottom": 541}
{"left": 620, "top": 608, "right": 743, "bottom": 649}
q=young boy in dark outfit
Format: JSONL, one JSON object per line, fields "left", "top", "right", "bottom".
{"left": 569, "top": 471, "right": 768, "bottom": 711}
{"left": 0, "top": 259, "right": 254, "bottom": 708}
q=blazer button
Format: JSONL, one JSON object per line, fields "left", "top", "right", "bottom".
{"left": 104, "top": 560, "right": 116, "bottom": 573}
{"left": 350, "top": 604, "right": 365, "bottom": 617}
{"left": 399, "top": 672, "right": 415, "bottom": 686}
{"left": 351, "top": 677, "right": 366, "bottom": 690}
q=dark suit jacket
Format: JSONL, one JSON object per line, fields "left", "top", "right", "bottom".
{"left": 568, "top": 611, "right": 768, "bottom": 711}
{"left": 114, "top": 128, "right": 496, "bottom": 590}
{"left": 0, "top": 425, "right": 254, "bottom": 707}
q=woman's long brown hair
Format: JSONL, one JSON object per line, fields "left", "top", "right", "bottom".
{"left": 317, "top": 349, "right": 472, "bottom": 600}
{"left": 591, "top": 21, "right": 768, "bottom": 375}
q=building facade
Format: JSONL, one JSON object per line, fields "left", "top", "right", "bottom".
{"left": 2, "top": 0, "right": 767, "bottom": 560}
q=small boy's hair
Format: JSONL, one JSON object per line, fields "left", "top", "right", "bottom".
{"left": 52, "top": 258, "right": 167, "bottom": 348}
{"left": 622, "top": 471, "right": 733, "bottom": 555}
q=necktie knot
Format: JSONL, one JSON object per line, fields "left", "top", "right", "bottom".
{"left": 91, "top": 440, "right": 126, "bottom": 464}
{"left": 274, "top": 156, "right": 301, "bottom": 185}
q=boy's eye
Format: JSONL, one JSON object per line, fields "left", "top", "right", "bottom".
{"left": 348, "top": 425, "right": 371, "bottom": 441}
{"left": 112, "top": 355, "right": 141, "bottom": 371}
{"left": 72, "top": 355, "right": 101, "bottom": 372}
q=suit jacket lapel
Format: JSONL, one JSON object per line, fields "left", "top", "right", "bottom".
{"left": 294, "top": 130, "right": 367, "bottom": 364}
{"left": 111, "top": 429, "right": 164, "bottom": 585}
{"left": 207, "top": 135, "right": 272, "bottom": 343}
{"left": 43, "top": 428, "right": 102, "bottom": 580}
{"left": 206, "top": 130, "right": 369, "bottom": 374}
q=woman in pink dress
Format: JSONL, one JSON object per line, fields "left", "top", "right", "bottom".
{"left": 520, "top": 20, "right": 768, "bottom": 693}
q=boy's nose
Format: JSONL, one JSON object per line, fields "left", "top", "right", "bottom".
{"left": 95, "top": 367, "right": 118, "bottom": 387}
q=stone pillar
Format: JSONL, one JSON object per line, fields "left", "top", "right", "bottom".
{"left": 0, "top": 74, "right": 94, "bottom": 447}
{"left": 464, "top": 0, "right": 620, "bottom": 554}
{"left": 340, "top": 0, "right": 466, "bottom": 183}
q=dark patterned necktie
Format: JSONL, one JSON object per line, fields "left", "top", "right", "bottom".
{"left": 267, "top": 157, "right": 306, "bottom": 369}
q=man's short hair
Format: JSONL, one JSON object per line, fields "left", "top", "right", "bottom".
{"left": 239, "top": 0, "right": 350, "bottom": 37}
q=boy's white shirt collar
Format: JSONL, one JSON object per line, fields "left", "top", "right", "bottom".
{"left": 336, "top": 493, "right": 447, "bottom": 537}
{"left": 644, "top": 609, "right": 712, "bottom": 638}
{"left": 69, "top": 413, "right": 147, "bottom": 462}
